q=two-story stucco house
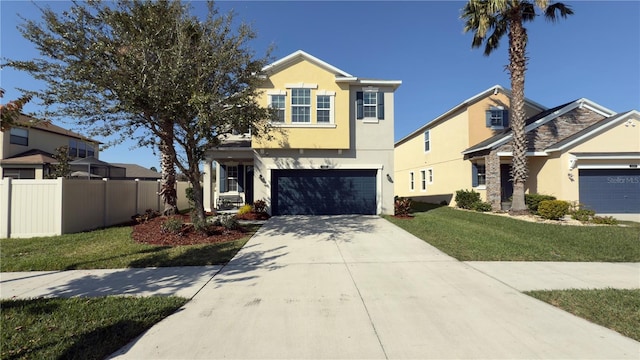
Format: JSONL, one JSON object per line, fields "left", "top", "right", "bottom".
{"left": 395, "top": 85, "right": 640, "bottom": 217}
{"left": 1, "top": 115, "right": 105, "bottom": 179}
{"left": 201, "top": 50, "right": 401, "bottom": 215}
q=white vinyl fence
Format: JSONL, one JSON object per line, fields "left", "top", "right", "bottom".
{"left": 0, "top": 178, "right": 191, "bottom": 238}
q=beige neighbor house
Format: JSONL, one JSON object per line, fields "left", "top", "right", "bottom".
{"left": 1, "top": 115, "right": 126, "bottom": 179}
{"left": 395, "top": 85, "right": 640, "bottom": 218}
{"left": 201, "top": 50, "right": 401, "bottom": 215}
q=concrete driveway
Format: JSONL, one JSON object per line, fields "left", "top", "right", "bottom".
{"left": 110, "top": 215, "right": 639, "bottom": 359}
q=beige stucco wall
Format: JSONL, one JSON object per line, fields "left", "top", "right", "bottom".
{"left": 252, "top": 59, "right": 351, "bottom": 149}
{"left": 2, "top": 126, "right": 99, "bottom": 159}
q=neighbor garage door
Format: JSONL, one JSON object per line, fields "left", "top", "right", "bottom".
{"left": 579, "top": 169, "right": 640, "bottom": 213}
{"left": 271, "top": 169, "right": 377, "bottom": 215}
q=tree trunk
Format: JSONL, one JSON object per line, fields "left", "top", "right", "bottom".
{"left": 159, "top": 124, "right": 179, "bottom": 216}
{"left": 190, "top": 180, "right": 206, "bottom": 223}
{"left": 507, "top": 7, "right": 529, "bottom": 214}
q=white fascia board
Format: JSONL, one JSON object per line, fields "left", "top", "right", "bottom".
{"left": 577, "top": 164, "right": 640, "bottom": 169}
{"left": 572, "top": 153, "right": 640, "bottom": 160}
{"left": 496, "top": 151, "right": 549, "bottom": 157}
{"left": 266, "top": 163, "right": 384, "bottom": 170}
{"left": 262, "top": 50, "right": 353, "bottom": 77}
{"left": 577, "top": 98, "right": 617, "bottom": 117}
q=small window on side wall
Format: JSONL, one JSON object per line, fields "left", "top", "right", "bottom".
{"left": 472, "top": 163, "right": 486, "bottom": 187}
{"left": 424, "top": 130, "right": 430, "bottom": 152}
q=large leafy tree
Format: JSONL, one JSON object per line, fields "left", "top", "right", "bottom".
{"left": 462, "top": 0, "right": 573, "bottom": 213}
{"left": 0, "top": 88, "right": 32, "bottom": 132}
{"left": 5, "top": 0, "right": 272, "bottom": 220}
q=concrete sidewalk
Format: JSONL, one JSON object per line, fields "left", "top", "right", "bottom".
{"left": 1, "top": 266, "right": 221, "bottom": 299}
{"left": 106, "top": 216, "right": 640, "bottom": 359}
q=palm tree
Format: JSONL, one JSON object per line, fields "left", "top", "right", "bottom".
{"left": 462, "top": 0, "right": 573, "bottom": 213}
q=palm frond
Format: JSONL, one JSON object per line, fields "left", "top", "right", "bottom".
{"left": 544, "top": 2, "right": 574, "bottom": 22}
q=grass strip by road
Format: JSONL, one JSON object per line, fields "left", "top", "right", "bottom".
{"left": 526, "top": 289, "right": 640, "bottom": 342}
{"left": 385, "top": 203, "right": 640, "bottom": 262}
{"left": 1, "top": 224, "right": 260, "bottom": 272}
{"left": 1, "top": 296, "right": 188, "bottom": 360}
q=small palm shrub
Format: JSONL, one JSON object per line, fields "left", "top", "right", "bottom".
{"left": 571, "top": 208, "right": 596, "bottom": 222}
{"left": 220, "top": 214, "right": 239, "bottom": 230}
{"left": 591, "top": 216, "right": 619, "bottom": 225}
{"left": 394, "top": 197, "right": 413, "bottom": 216}
{"left": 538, "top": 200, "right": 570, "bottom": 220}
{"left": 525, "top": 193, "right": 556, "bottom": 214}
{"left": 238, "top": 204, "right": 253, "bottom": 215}
{"left": 455, "top": 189, "right": 481, "bottom": 210}
{"left": 161, "top": 216, "right": 184, "bottom": 234}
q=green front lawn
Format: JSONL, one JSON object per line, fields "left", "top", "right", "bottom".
{"left": 527, "top": 289, "right": 640, "bottom": 342}
{"left": 385, "top": 203, "right": 640, "bottom": 261}
{"left": 0, "top": 225, "right": 260, "bottom": 272}
{"left": 1, "top": 296, "right": 187, "bottom": 360}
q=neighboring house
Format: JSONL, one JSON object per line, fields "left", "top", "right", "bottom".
{"left": 395, "top": 85, "right": 640, "bottom": 216}
{"left": 202, "top": 50, "right": 401, "bottom": 215}
{"left": 1, "top": 115, "right": 101, "bottom": 179}
{"left": 111, "top": 163, "right": 162, "bottom": 180}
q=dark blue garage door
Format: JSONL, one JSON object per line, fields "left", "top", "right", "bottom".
{"left": 272, "top": 169, "right": 377, "bottom": 215}
{"left": 579, "top": 169, "right": 640, "bottom": 213}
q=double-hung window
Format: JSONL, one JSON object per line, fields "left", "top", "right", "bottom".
{"left": 227, "top": 165, "right": 238, "bottom": 192}
{"left": 472, "top": 163, "right": 486, "bottom": 187}
{"left": 291, "top": 88, "right": 311, "bottom": 123}
{"left": 486, "top": 107, "right": 509, "bottom": 129}
{"left": 420, "top": 170, "right": 427, "bottom": 191}
{"left": 409, "top": 171, "right": 415, "bottom": 191}
{"left": 424, "top": 130, "right": 430, "bottom": 152}
{"left": 9, "top": 128, "right": 28, "bottom": 146}
{"left": 356, "top": 89, "right": 385, "bottom": 120}
{"left": 270, "top": 94, "right": 286, "bottom": 122}
{"left": 317, "top": 95, "right": 331, "bottom": 123}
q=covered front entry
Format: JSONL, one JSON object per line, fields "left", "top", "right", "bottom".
{"left": 271, "top": 169, "right": 377, "bottom": 215}
{"left": 579, "top": 168, "right": 640, "bottom": 213}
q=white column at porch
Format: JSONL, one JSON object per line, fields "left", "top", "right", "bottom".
{"left": 203, "top": 159, "right": 213, "bottom": 212}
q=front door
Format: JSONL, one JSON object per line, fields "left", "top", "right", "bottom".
{"left": 500, "top": 164, "right": 514, "bottom": 202}
{"left": 245, "top": 165, "right": 254, "bottom": 204}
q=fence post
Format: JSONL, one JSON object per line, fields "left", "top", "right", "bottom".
{"left": 103, "top": 178, "right": 109, "bottom": 228}
{"left": 0, "top": 178, "right": 12, "bottom": 238}
{"left": 53, "top": 177, "right": 64, "bottom": 235}
{"left": 157, "top": 179, "right": 162, "bottom": 212}
{"left": 135, "top": 179, "right": 140, "bottom": 215}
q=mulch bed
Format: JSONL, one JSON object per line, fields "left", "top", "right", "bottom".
{"left": 132, "top": 214, "right": 248, "bottom": 246}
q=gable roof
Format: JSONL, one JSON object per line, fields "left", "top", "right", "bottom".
{"left": 546, "top": 110, "right": 640, "bottom": 152}
{"left": 461, "top": 98, "right": 617, "bottom": 155}
{"left": 14, "top": 115, "right": 101, "bottom": 144}
{"left": 395, "top": 85, "right": 547, "bottom": 147}
{"left": 262, "top": 50, "right": 401, "bottom": 89}
{"left": 262, "top": 50, "right": 353, "bottom": 78}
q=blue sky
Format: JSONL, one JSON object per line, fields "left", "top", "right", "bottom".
{"left": 2, "top": 1, "right": 639, "bottom": 170}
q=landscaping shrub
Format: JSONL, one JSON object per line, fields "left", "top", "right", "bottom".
{"left": 253, "top": 199, "right": 267, "bottom": 213}
{"left": 571, "top": 208, "right": 596, "bottom": 222}
{"left": 219, "top": 214, "right": 239, "bottom": 230}
{"left": 238, "top": 204, "right": 253, "bottom": 215}
{"left": 591, "top": 216, "right": 619, "bottom": 225}
{"left": 132, "top": 209, "right": 160, "bottom": 224}
{"left": 394, "top": 197, "right": 413, "bottom": 216}
{"left": 472, "top": 201, "right": 492, "bottom": 212}
{"left": 525, "top": 193, "right": 556, "bottom": 214}
{"left": 538, "top": 200, "right": 570, "bottom": 220}
{"left": 161, "top": 216, "right": 184, "bottom": 234}
{"left": 455, "top": 189, "right": 481, "bottom": 210}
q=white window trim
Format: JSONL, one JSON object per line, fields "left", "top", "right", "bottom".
{"left": 420, "top": 169, "right": 427, "bottom": 192}
{"left": 316, "top": 91, "right": 335, "bottom": 124}
{"left": 424, "top": 130, "right": 431, "bottom": 153}
{"left": 291, "top": 88, "right": 311, "bottom": 123}
{"left": 427, "top": 168, "right": 434, "bottom": 184}
{"left": 285, "top": 82, "right": 318, "bottom": 89}
{"left": 409, "top": 171, "right": 415, "bottom": 192}
{"left": 270, "top": 123, "right": 337, "bottom": 129}
{"left": 268, "top": 93, "right": 286, "bottom": 123}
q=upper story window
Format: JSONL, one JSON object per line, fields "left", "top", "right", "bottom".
{"left": 227, "top": 165, "right": 238, "bottom": 192}
{"left": 486, "top": 107, "right": 509, "bottom": 129}
{"left": 69, "top": 139, "right": 95, "bottom": 158}
{"left": 317, "top": 95, "right": 331, "bottom": 123}
{"left": 269, "top": 94, "right": 286, "bottom": 122}
{"left": 291, "top": 88, "right": 311, "bottom": 123}
{"left": 9, "top": 128, "right": 28, "bottom": 146}
{"left": 424, "top": 130, "right": 430, "bottom": 152}
{"left": 356, "top": 89, "right": 385, "bottom": 121}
